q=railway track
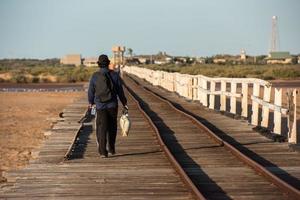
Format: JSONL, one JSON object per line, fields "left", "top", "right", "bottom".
{"left": 124, "top": 74, "right": 300, "bottom": 200}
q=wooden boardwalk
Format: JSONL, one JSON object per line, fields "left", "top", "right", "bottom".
{"left": 0, "top": 74, "right": 299, "bottom": 199}
{"left": 125, "top": 74, "right": 300, "bottom": 198}
{"left": 0, "top": 91, "right": 193, "bottom": 199}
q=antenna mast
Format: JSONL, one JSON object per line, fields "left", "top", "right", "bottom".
{"left": 270, "top": 16, "right": 279, "bottom": 52}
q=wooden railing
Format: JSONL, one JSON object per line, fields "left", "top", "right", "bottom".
{"left": 123, "top": 66, "right": 299, "bottom": 144}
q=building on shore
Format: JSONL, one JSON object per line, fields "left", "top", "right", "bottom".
{"left": 213, "top": 58, "right": 227, "bottom": 64}
{"left": 240, "top": 50, "right": 247, "bottom": 61}
{"left": 195, "top": 57, "right": 206, "bottom": 64}
{"left": 266, "top": 51, "right": 293, "bottom": 64}
{"left": 83, "top": 57, "right": 98, "bottom": 67}
{"left": 60, "top": 54, "right": 82, "bottom": 66}
{"left": 132, "top": 52, "right": 173, "bottom": 65}
{"left": 212, "top": 53, "right": 247, "bottom": 64}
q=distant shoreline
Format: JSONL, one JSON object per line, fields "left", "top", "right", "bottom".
{"left": 0, "top": 82, "right": 87, "bottom": 92}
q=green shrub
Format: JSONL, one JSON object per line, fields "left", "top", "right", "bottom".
{"left": 11, "top": 74, "right": 28, "bottom": 83}
{"left": 40, "top": 77, "right": 51, "bottom": 83}
{"left": 32, "top": 76, "right": 40, "bottom": 83}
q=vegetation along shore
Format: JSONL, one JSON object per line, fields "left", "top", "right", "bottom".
{"left": 0, "top": 59, "right": 299, "bottom": 83}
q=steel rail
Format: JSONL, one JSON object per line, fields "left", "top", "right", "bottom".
{"left": 63, "top": 108, "right": 89, "bottom": 161}
{"left": 124, "top": 84, "right": 206, "bottom": 200}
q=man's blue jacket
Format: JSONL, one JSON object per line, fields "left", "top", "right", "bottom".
{"left": 88, "top": 68, "right": 127, "bottom": 110}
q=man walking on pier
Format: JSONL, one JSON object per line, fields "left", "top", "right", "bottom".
{"left": 88, "top": 54, "right": 128, "bottom": 158}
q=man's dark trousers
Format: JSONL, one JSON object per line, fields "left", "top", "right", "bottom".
{"left": 96, "top": 107, "right": 118, "bottom": 156}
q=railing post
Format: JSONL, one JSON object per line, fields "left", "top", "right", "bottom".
{"left": 182, "top": 75, "right": 189, "bottom": 98}
{"left": 174, "top": 73, "right": 178, "bottom": 93}
{"left": 241, "top": 83, "right": 248, "bottom": 118}
{"left": 189, "top": 76, "right": 193, "bottom": 100}
{"left": 230, "top": 82, "right": 237, "bottom": 114}
{"left": 177, "top": 75, "right": 181, "bottom": 95}
{"left": 158, "top": 71, "right": 161, "bottom": 85}
{"left": 273, "top": 88, "right": 282, "bottom": 134}
{"left": 180, "top": 75, "right": 185, "bottom": 97}
{"left": 209, "top": 81, "right": 216, "bottom": 109}
{"left": 175, "top": 74, "right": 179, "bottom": 95}
{"left": 149, "top": 71, "right": 153, "bottom": 83}
{"left": 198, "top": 77, "right": 203, "bottom": 104}
{"left": 151, "top": 71, "right": 154, "bottom": 84}
{"left": 171, "top": 73, "right": 175, "bottom": 92}
{"left": 220, "top": 80, "right": 226, "bottom": 111}
{"left": 161, "top": 72, "right": 165, "bottom": 90}
{"left": 261, "top": 85, "right": 272, "bottom": 128}
{"left": 192, "top": 77, "right": 198, "bottom": 100}
{"left": 181, "top": 76, "right": 184, "bottom": 97}
{"left": 289, "top": 89, "right": 299, "bottom": 144}
{"left": 167, "top": 73, "right": 171, "bottom": 91}
{"left": 166, "top": 73, "right": 170, "bottom": 91}
{"left": 160, "top": 72, "right": 163, "bottom": 87}
{"left": 161, "top": 72, "right": 165, "bottom": 89}
{"left": 148, "top": 70, "right": 152, "bottom": 82}
{"left": 251, "top": 83, "right": 260, "bottom": 126}
{"left": 202, "top": 79, "right": 208, "bottom": 107}
{"left": 178, "top": 75, "right": 182, "bottom": 96}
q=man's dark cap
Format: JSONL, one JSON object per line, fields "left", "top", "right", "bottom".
{"left": 97, "top": 54, "right": 110, "bottom": 67}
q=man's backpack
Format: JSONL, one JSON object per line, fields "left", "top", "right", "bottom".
{"left": 94, "top": 71, "right": 114, "bottom": 103}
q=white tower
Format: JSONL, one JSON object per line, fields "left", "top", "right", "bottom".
{"left": 240, "top": 49, "right": 246, "bottom": 61}
{"left": 270, "top": 16, "right": 279, "bottom": 52}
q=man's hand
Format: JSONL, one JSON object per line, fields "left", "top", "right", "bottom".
{"left": 122, "top": 105, "right": 128, "bottom": 115}
{"left": 88, "top": 104, "right": 95, "bottom": 109}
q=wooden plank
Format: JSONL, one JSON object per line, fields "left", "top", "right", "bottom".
{"left": 201, "top": 79, "right": 208, "bottom": 107}
{"left": 197, "top": 76, "right": 203, "bottom": 105}
{"left": 289, "top": 89, "right": 299, "bottom": 144}
{"left": 192, "top": 77, "right": 198, "bottom": 100}
{"left": 251, "top": 83, "right": 260, "bottom": 126}
{"left": 209, "top": 81, "right": 216, "bottom": 110}
{"left": 274, "top": 88, "right": 282, "bottom": 134}
{"left": 241, "top": 83, "right": 248, "bottom": 118}
{"left": 220, "top": 80, "right": 226, "bottom": 111}
{"left": 230, "top": 82, "right": 237, "bottom": 114}
{"left": 261, "top": 86, "right": 271, "bottom": 127}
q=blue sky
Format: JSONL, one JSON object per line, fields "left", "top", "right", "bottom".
{"left": 0, "top": 0, "right": 299, "bottom": 58}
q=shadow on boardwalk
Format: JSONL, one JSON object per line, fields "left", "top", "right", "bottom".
{"left": 68, "top": 117, "right": 94, "bottom": 160}
{"left": 127, "top": 85, "right": 233, "bottom": 199}
{"left": 168, "top": 96, "right": 300, "bottom": 190}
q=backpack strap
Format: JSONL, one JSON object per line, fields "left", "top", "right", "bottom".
{"left": 105, "top": 71, "right": 114, "bottom": 92}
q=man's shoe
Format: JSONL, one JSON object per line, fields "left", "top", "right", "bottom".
{"left": 100, "top": 154, "right": 108, "bottom": 158}
{"left": 108, "top": 149, "right": 116, "bottom": 155}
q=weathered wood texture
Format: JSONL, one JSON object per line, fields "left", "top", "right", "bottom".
{"left": 0, "top": 93, "right": 193, "bottom": 199}
{"left": 124, "top": 75, "right": 296, "bottom": 200}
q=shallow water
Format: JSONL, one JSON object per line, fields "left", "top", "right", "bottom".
{"left": 0, "top": 83, "right": 86, "bottom": 92}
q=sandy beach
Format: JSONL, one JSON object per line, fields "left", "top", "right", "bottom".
{"left": 0, "top": 91, "right": 85, "bottom": 182}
